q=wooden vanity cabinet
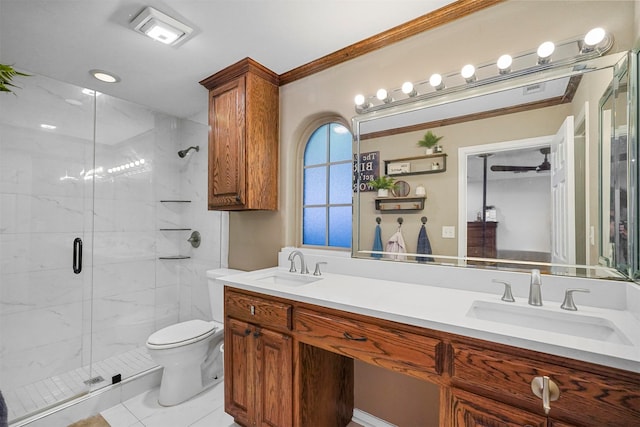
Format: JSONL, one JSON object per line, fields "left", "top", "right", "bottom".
{"left": 224, "top": 290, "right": 293, "bottom": 427}
{"left": 224, "top": 287, "right": 640, "bottom": 427}
{"left": 199, "top": 58, "right": 279, "bottom": 211}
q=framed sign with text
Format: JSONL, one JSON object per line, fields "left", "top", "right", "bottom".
{"left": 353, "top": 151, "right": 380, "bottom": 192}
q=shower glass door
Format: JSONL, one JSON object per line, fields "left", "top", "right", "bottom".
{"left": 0, "top": 74, "right": 96, "bottom": 423}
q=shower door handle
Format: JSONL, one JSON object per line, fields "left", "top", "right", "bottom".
{"left": 73, "top": 237, "right": 83, "bottom": 274}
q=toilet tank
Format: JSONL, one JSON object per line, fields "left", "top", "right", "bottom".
{"left": 206, "top": 268, "right": 244, "bottom": 323}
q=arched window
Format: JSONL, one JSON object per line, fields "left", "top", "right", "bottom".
{"left": 302, "top": 123, "right": 352, "bottom": 248}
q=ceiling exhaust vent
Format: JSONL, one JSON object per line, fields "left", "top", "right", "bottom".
{"left": 130, "top": 6, "right": 193, "bottom": 46}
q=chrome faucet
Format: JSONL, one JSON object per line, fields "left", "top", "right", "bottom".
{"left": 287, "top": 250, "right": 309, "bottom": 274}
{"left": 528, "top": 269, "right": 543, "bottom": 306}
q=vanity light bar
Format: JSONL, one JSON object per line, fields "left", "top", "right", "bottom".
{"left": 353, "top": 28, "right": 613, "bottom": 114}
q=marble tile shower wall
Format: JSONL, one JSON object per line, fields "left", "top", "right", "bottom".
{"left": 0, "top": 74, "right": 227, "bottom": 394}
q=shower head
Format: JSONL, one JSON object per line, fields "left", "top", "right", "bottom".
{"left": 178, "top": 146, "right": 199, "bottom": 158}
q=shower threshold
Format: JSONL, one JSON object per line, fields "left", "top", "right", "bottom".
{"left": 6, "top": 347, "right": 156, "bottom": 424}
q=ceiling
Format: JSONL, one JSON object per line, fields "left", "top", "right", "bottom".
{"left": 0, "top": 0, "right": 455, "bottom": 119}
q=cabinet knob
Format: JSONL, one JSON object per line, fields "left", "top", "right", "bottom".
{"left": 531, "top": 376, "right": 560, "bottom": 414}
{"left": 244, "top": 329, "right": 251, "bottom": 336}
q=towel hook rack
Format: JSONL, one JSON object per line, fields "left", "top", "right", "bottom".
{"left": 421, "top": 216, "right": 428, "bottom": 224}
{"left": 397, "top": 217, "right": 403, "bottom": 226}
{"left": 376, "top": 217, "right": 381, "bottom": 224}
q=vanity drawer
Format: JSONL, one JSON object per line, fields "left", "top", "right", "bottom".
{"left": 225, "top": 289, "right": 292, "bottom": 330}
{"left": 295, "top": 308, "right": 443, "bottom": 381}
{"left": 451, "top": 341, "right": 640, "bottom": 425}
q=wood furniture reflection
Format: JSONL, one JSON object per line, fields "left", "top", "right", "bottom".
{"left": 224, "top": 287, "right": 640, "bottom": 427}
{"left": 467, "top": 221, "right": 497, "bottom": 260}
{"left": 200, "top": 58, "right": 279, "bottom": 211}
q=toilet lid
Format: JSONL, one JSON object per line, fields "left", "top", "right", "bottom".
{"left": 147, "top": 320, "right": 217, "bottom": 346}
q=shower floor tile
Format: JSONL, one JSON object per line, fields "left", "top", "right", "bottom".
{"left": 6, "top": 346, "right": 156, "bottom": 424}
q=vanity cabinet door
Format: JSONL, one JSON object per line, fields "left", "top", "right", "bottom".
{"left": 449, "top": 387, "right": 547, "bottom": 427}
{"left": 224, "top": 317, "right": 292, "bottom": 427}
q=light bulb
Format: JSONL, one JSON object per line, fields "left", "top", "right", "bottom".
{"left": 429, "top": 74, "right": 444, "bottom": 90}
{"left": 354, "top": 94, "right": 365, "bottom": 106}
{"left": 376, "top": 89, "right": 387, "bottom": 101}
{"left": 584, "top": 27, "right": 606, "bottom": 46}
{"left": 537, "top": 41, "right": 555, "bottom": 64}
{"left": 401, "top": 82, "right": 417, "bottom": 97}
{"left": 461, "top": 64, "right": 476, "bottom": 83}
{"left": 497, "top": 54, "right": 513, "bottom": 74}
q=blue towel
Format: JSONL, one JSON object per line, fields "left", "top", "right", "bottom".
{"left": 416, "top": 224, "right": 434, "bottom": 263}
{"left": 372, "top": 224, "right": 383, "bottom": 258}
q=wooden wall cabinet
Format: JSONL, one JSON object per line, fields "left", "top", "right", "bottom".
{"left": 200, "top": 58, "right": 279, "bottom": 211}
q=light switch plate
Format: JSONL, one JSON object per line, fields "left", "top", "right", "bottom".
{"left": 442, "top": 226, "right": 455, "bottom": 238}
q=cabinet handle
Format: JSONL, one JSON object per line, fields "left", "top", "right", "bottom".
{"left": 253, "top": 331, "right": 261, "bottom": 338}
{"left": 244, "top": 329, "right": 251, "bottom": 336}
{"left": 343, "top": 332, "right": 367, "bottom": 342}
{"left": 73, "top": 237, "right": 83, "bottom": 274}
{"left": 250, "top": 305, "right": 255, "bottom": 316}
{"left": 531, "top": 375, "right": 560, "bottom": 415}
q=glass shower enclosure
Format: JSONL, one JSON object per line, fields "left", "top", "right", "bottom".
{"left": 0, "top": 73, "right": 190, "bottom": 424}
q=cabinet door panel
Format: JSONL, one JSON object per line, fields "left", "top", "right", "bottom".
{"left": 225, "top": 318, "right": 253, "bottom": 426}
{"left": 450, "top": 388, "right": 546, "bottom": 427}
{"left": 257, "top": 327, "right": 293, "bottom": 427}
{"left": 209, "top": 76, "right": 245, "bottom": 208}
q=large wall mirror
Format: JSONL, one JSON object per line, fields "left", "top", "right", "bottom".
{"left": 351, "top": 2, "right": 638, "bottom": 281}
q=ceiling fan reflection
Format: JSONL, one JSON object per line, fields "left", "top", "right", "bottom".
{"left": 490, "top": 147, "right": 551, "bottom": 173}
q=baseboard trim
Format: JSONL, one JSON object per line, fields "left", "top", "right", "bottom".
{"left": 352, "top": 408, "right": 398, "bottom": 427}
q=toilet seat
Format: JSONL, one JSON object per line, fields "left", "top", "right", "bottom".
{"left": 147, "top": 320, "right": 223, "bottom": 350}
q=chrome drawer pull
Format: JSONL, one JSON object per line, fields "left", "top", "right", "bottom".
{"left": 343, "top": 332, "right": 367, "bottom": 342}
{"left": 250, "top": 305, "right": 255, "bottom": 316}
{"left": 531, "top": 375, "right": 560, "bottom": 414}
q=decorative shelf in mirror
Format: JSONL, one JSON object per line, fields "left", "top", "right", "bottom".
{"left": 158, "top": 255, "right": 191, "bottom": 260}
{"left": 384, "top": 153, "right": 447, "bottom": 177}
{"left": 375, "top": 196, "right": 425, "bottom": 212}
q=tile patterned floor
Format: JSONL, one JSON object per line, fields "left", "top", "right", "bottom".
{"left": 6, "top": 347, "right": 155, "bottom": 424}
{"left": 100, "top": 382, "right": 237, "bottom": 427}
{"left": 101, "top": 382, "right": 363, "bottom": 427}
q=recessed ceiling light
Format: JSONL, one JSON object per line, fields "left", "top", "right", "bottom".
{"left": 130, "top": 6, "right": 193, "bottom": 46}
{"left": 89, "top": 69, "right": 121, "bottom": 83}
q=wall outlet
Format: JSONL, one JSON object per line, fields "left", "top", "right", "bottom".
{"left": 442, "top": 226, "right": 455, "bottom": 239}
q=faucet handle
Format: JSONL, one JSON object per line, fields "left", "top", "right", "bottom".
{"left": 313, "top": 262, "right": 328, "bottom": 276}
{"left": 492, "top": 279, "right": 515, "bottom": 302}
{"left": 561, "top": 288, "right": 590, "bottom": 311}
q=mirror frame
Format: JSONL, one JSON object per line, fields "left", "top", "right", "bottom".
{"left": 352, "top": 51, "right": 638, "bottom": 281}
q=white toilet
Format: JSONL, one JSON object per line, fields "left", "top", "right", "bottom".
{"left": 146, "top": 268, "right": 242, "bottom": 406}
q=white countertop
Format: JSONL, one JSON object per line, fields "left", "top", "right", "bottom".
{"left": 221, "top": 266, "right": 640, "bottom": 374}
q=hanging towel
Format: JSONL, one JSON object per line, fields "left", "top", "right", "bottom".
{"left": 371, "top": 224, "right": 383, "bottom": 259}
{"left": 385, "top": 229, "right": 407, "bottom": 261}
{"left": 416, "top": 224, "right": 434, "bottom": 263}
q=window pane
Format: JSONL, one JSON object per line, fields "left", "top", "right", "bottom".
{"left": 304, "top": 126, "right": 328, "bottom": 165}
{"left": 304, "top": 166, "right": 326, "bottom": 205}
{"left": 329, "top": 163, "right": 352, "bottom": 205}
{"left": 303, "top": 207, "right": 326, "bottom": 245}
{"left": 328, "top": 206, "right": 352, "bottom": 248}
{"left": 329, "top": 124, "right": 352, "bottom": 162}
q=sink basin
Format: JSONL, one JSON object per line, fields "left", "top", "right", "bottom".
{"left": 253, "top": 272, "right": 322, "bottom": 287}
{"left": 466, "top": 300, "right": 632, "bottom": 345}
